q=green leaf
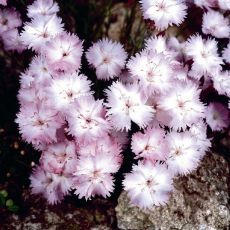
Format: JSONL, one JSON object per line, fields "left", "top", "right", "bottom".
{"left": 0, "top": 193, "right": 6, "bottom": 206}
{"left": 6, "top": 199, "right": 14, "bottom": 207}
{"left": 8, "top": 205, "right": 19, "bottom": 212}
{"left": 0, "top": 190, "right": 8, "bottom": 198}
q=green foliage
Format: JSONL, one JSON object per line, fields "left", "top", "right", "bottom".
{"left": 0, "top": 190, "right": 19, "bottom": 213}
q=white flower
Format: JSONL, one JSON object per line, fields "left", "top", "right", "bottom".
{"left": 46, "top": 73, "right": 92, "bottom": 113}
{"left": 166, "top": 131, "right": 202, "bottom": 175}
{"left": 67, "top": 96, "right": 109, "bottom": 143}
{"left": 127, "top": 50, "right": 173, "bottom": 95}
{"left": 44, "top": 32, "right": 83, "bottom": 74}
{"left": 20, "top": 15, "right": 64, "bottom": 51}
{"left": 185, "top": 35, "right": 223, "bottom": 79}
{"left": 28, "top": 55, "right": 53, "bottom": 86}
{"left": 222, "top": 42, "right": 230, "bottom": 64}
{"left": 145, "top": 36, "right": 168, "bottom": 55}
{"left": 123, "top": 161, "right": 173, "bottom": 208}
{"left": 86, "top": 38, "right": 127, "bottom": 80}
{"left": 140, "top": 0, "right": 187, "bottom": 30}
{"left": 218, "top": 0, "right": 230, "bottom": 10}
{"left": 105, "top": 81, "right": 154, "bottom": 131}
{"left": 194, "top": 0, "right": 217, "bottom": 9}
{"left": 202, "top": 10, "right": 230, "bottom": 38}
{"left": 131, "top": 126, "right": 169, "bottom": 161}
{"left": 73, "top": 148, "right": 122, "bottom": 199}
{"left": 212, "top": 71, "right": 230, "bottom": 97}
{"left": 30, "top": 166, "right": 73, "bottom": 204}
{"left": 27, "top": 0, "right": 59, "bottom": 18}
{"left": 158, "top": 81, "right": 206, "bottom": 130}
{"left": 189, "top": 121, "right": 211, "bottom": 155}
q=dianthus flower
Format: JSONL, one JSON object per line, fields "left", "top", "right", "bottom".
{"left": 140, "top": 0, "right": 187, "bottom": 30}
{"left": 158, "top": 81, "right": 206, "bottom": 130}
{"left": 222, "top": 42, "right": 230, "bottom": 64}
{"left": 0, "top": 0, "right": 7, "bottom": 6}
{"left": 44, "top": 32, "right": 83, "bottom": 74}
{"left": 166, "top": 131, "right": 203, "bottom": 175}
{"left": 202, "top": 10, "right": 230, "bottom": 38}
{"left": 127, "top": 50, "right": 173, "bottom": 95}
{"left": 73, "top": 143, "right": 122, "bottom": 199}
{"left": 1, "top": 29, "right": 25, "bottom": 52}
{"left": 20, "top": 15, "right": 64, "bottom": 51}
{"left": 212, "top": 71, "right": 230, "bottom": 97}
{"left": 189, "top": 121, "right": 211, "bottom": 155}
{"left": 205, "top": 102, "right": 229, "bottom": 131}
{"left": 27, "top": 0, "right": 59, "bottom": 18}
{"left": 16, "top": 103, "right": 64, "bottom": 145}
{"left": 30, "top": 166, "right": 73, "bottom": 204}
{"left": 218, "top": 0, "right": 230, "bottom": 10}
{"left": 46, "top": 73, "right": 92, "bottom": 113}
{"left": 86, "top": 38, "right": 127, "bottom": 80}
{"left": 123, "top": 161, "right": 173, "bottom": 208}
{"left": 105, "top": 81, "right": 154, "bottom": 131}
{"left": 77, "top": 137, "right": 122, "bottom": 166}
{"left": 184, "top": 35, "right": 223, "bottom": 79}
{"left": 0, "top": 8, "right": 22, "bottom": 34}
{"left": 40, "top": 141, "right": 78, "bottom": 174}
{"left": 131, "top": 126, "right": 169, "bottom": 161}
{"left": 67, "top": 96, "right": 109, "bottom": 143}
{"left": 144, "top": 36, "right": 168, "bottom": 55}
{"left": 194, "top": 0, "right": 218, "bottom": 9}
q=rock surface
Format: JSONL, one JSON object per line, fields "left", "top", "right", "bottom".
{"left": 116, "top": 152, "right": 230, "bottom": 230}
{"left": 1, "top": 197, "right": 118, "bottom": 230}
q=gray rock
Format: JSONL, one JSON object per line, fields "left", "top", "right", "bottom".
{"left": 116, "top": 152, "right": 230, "bottom": 230}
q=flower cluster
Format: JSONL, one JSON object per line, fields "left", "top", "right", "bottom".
{"left": 1, "top": 0, "right": 227, "bottom": 208}
{"left": 0, "top": 6, "right": 24, "bottom": 52}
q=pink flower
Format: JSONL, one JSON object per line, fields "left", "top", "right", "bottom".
{"left": 202, "top": 10, "right": 230, "bottom": 39}
{"left": 184, "top": 35, "right": 223, "bottom": 79}
{"left": 30, "top": 166, "right": 73, "bottom": 204}
{"left": 105, "top": 81, "right": 154, "bottom": 131}
{"left": 140, "top": 0, "right": 187, "bottom": 30}
{"left": 67, "top": 96, "right": 110, "bottom": 143}
{"left": 218, "top": 0, "right": 230, "bottom": 10}
{"left": 0, "top": 0, "right": 7, "bottom": 6}
{"left": 131, "top": 126, "right": 169, "bottom": 161}
{"left": 40, "top": 141, "right": 78, "bottom": 174}
{"left": 222, "top": 42, "right": 230, "bottom": 64}
{"left": 46, "top": 72, "right": 92, "bottom": 113}
{"left": 20, "top": 15, "right": 64, "bottom": 51}
{"left": 158, "top": 81, "right": 206, "bottom": 130}
{"left": 145, "top": 36, "right": 168, "bottom": 54}
{"left": 123, "top": 161, "right": 173, "bottom": 208}
{"left": 107, "top": 129, "right": 129, "bottom": 149}
{"left": 212, "top": 71, "right": 230, "bottom": 97}
{"left": 28, "top": 55, "right": 53, "bottom": 86}
{"left": 73, "top": 145, "right": 122, "bottom": 199}
{"left": 166, "top": 131, "right": 203, "bottom": 175}
{"left": 44, "top": 32, "right": 83, "bottom": 74}
{"left": 205, "top": 102, "right": 229, "bottom": 131}
{"left": 127, "top": 50, "right": 173, "bottom": 95}
{"left": 1, "top": 29, "right": 26, "bottom": 53}
{"left": 189, "top": 121, "right": 211, "bottom": 155}
{"left": 16, "top": 103, "right": 64, "bottom": 145}
{"left": 27, "top": 0, "right": 59, "bottom": 18}
{"left": 86, "top": 38, "right": 127, "bottom": 80}
{"left": 76, "top": 137, "right": 122, "bottom": 167}
{"left": 0, "top": 8, "right": 22, "bottom": 34}
{"left": 18, "top": 86, "right": 38, "bottom": 106}
{"left": 194, "top": 0, "right": 218, "bottom": 9}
